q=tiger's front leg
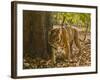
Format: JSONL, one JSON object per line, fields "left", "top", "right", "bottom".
{"left": 51, "top": 47, "right": 56, "bottom": 66}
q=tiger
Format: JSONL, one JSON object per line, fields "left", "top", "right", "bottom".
{"left": 48, "top": 25, "right": 81, "bottom": 64}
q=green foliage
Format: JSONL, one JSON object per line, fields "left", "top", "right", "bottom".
{"left": 50, "top": 12, "right": 91, "bottom": 32}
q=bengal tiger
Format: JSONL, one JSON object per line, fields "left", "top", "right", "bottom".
{"left": 48, "top": 25, "right": 81, "bottom": 64}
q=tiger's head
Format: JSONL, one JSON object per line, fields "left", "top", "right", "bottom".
{"left": 48, "top": 28, "right": 61, "bottom": 44}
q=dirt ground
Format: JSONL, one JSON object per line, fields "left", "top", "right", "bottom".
{"left": 23, "top": 32, "right": 91, "bottom": 69}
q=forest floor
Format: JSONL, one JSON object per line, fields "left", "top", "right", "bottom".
{"left": 23, "top": 32, "right": 91, "bottom": 69}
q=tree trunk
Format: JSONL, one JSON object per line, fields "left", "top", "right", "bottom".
{"left": 23, "top": 11, "right": 51, "bottom": 59}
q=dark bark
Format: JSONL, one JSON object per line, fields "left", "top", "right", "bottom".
{"left": 23, "top": 11, "right": 51, "bottom": 59}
